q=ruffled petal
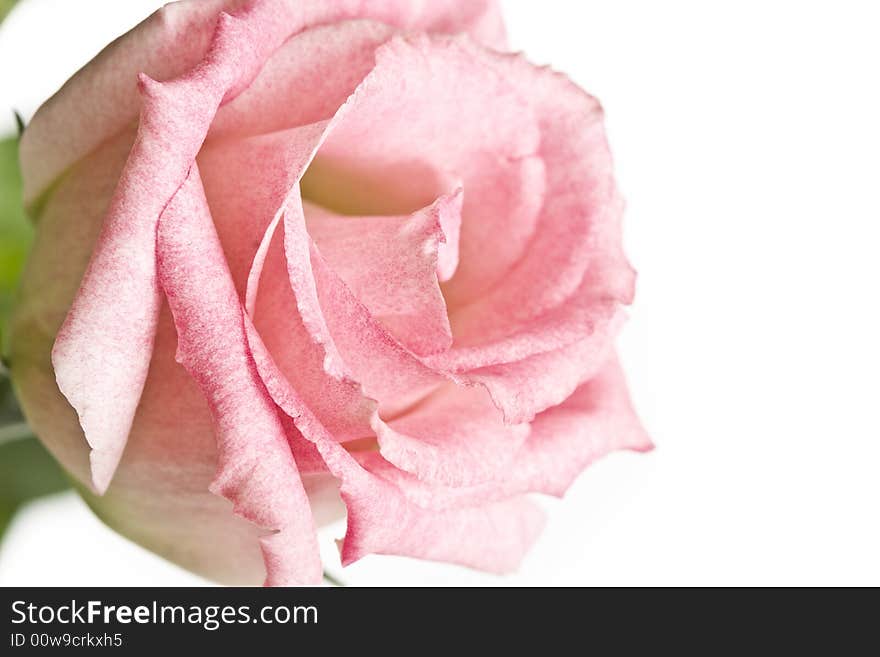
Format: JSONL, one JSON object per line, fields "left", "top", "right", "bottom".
{"left": 449, "top": 51, "right": 632, "bottom": 340}
{"left": 461, "top": 309, "right": 623, "bottom": 424}
{"left": 157, "top": 165, "right": 321, "bottom": 586}
{"left": 199, "top": 121, "right": 333, "bottom": 296}
{"left": 209, "top": 20, "right": 396, "bottom": 139}
{"left": 374, "top": 383, "right": 529, "bottom": 486}
{"left": 244, "top": 319, "right": 544, "bottom": 573}
{"left": 355, "top": 355, "right": 652, "bottom": 506}
{"left": 9, "top": 129, "right": 136, "bottom": 486}
{"left": 511, "top": 355, "right": 653, "bottom": 497}
{"left": 261, "top": 185, "right": 445, "bottom": 415}
{"left": 304, "top": 189, "right": 462, "bottom": 356}
{"left": 251, "top": 208, "right": 377, "bottom": 441}
{"left": 341, "top": 488, "right": 544, "bottom": 573}
{"left": 19, "top": 0, "right": 233, "bottom": 207}
{"left": 48, "top": 3, "right": 326, "bottom": 493}
{"left": 21, "top": 0, "right": 506, "bottom": 206}
{"left": 304, "top": 35, "right": 542, "bottom": 296}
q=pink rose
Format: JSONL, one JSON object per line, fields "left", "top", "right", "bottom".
{"left": 9, "top": 0, "right": 650, "bottom": 585}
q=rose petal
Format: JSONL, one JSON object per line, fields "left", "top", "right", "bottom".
{"left": 21, "top": 0, "right": 506, "bottom": 206}
{"left": 461, "top": 306, "right": 624, "bottom": 423}
{"left": 341, "top": 488, "right": 544, "bottom": 573}
{"left": 250, "top": 177, "right": 445, "bottom": 415}
{"left": 9, "top": 129, "right": 279, "bottom": 584}
{"left": 306, "top": 35, "right": 542, "bottom": 297}
{"left": 9, "top": 129, "right": 136, "bottom": 487}
{"left": 209, "top": 20, "right": 395, "bottom": 139}
{"left": 374, "top": 383, "right": 529, "bottom": 487}
{"left": 304, "top": 189, "right": 462, "bottom": 356}
{"left": 82, "top": 303, "right": 269, "bottom": 586}
{"left": 244, "top": 319, "right": 544, "bottom": 573}
{"left": 437, "top": 46, "right": 634, "bottom": 365}
{"left": 199, "top": 121, "right": 332, "bottom": 296}
{"left": 252, "top": 211, "right": 377, "bottom": 441}
{"left": 356, "top": 355, "right": 652, "bottom": 507}
{"left": 512, "top": 354, "right": 654, "bottom": 496}
{"left": 157, "top": 165, "right": 321, "bottom": 586}
{"left": 19, "top": 0, "right": 231, "bottom": 206}
{"left": 306, "top": 220, "right": 445, "bottom": 414}
{"left": 435, "top": 189, "right": 463, "bottom": 282}
{"left": 48, "top": 4, "right": 316, "bottom": 493}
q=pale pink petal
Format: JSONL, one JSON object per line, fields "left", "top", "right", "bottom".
{"left": 356, "top": 356, "right": 652, "bottom": 507}
{"left": 209, "top": 20, "right": 396, "bottom": 139}
{"left": 203, "top": 122, "right": 379, "bottom": 444}
{"left": 511, "top": 355, "right": 654, "bottom": 497}
{"left": 462, "top": 308, "right": 624, "bottom": 423}
{"left": 87, "top": 304, "right": 269, "bottom": 585}
{"left": 49, "top": 3, "right": 320, "bottom": 493}
{"left": 440, "top": 154, "right": 546, "bottom": 306}
{"left": 10, "top": 134, "right": 283, "bottom": 583}
{"left": 21, "top": 0, "right": 506, "bottom": 205}
{"left": 219, "top": 85, "right": 447, "bottom": 437}
{"left": 306, "top": 35, "right": 542, "bottom": 299}
{"left": 9, "top": 129, "right": 136, "bottom": 487}
{"left": 19, "top": 0, "right": 234, "bottom": 206}
{"left": 448, "top": 194, "right": 633, "bottom": 354}
{"left": 374, "top": 383, "right": 529, "bottom": 486}
{"left": 199, "top": 121, "right": 332, "bottom": 296}
{"left": 435, "top": 189, "right": 463, "bottom": 282}
{"left": 252, "top": 213, "right": 377, "bottom": 442}
{"left": 304, "top": 189, "right": 462, "bottom": 356}
{"left": 340, "top": 489, "right": 544, "bottom": 573}
{"left": 245, "top": 320, "right": 544, "bottom": 573}
{"left": 279, "top": 189, "right": 445, "bottom": 414}
{"left": 438, "top": 45, "right": 633, "bottom": 359}
{"left": 281, "top": 188, "right": 353, "bottom": 380}
{"left": 156, "top": 165, "right": 321, "bottom": 586}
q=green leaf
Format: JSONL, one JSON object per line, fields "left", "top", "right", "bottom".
{"left": 0, "top": 436, "right": 71, "bottom": 539}
{"left": 0, "top": 376, "right": 22, "bottom": 424}
{"left": 0, "top": 0, "right": 20, "bottom": 23}
{"left": 0, "top": 135, "right": 33, "bottom": 342}
{"left": 0, "top": 121, "right": 68, "bottom": 542}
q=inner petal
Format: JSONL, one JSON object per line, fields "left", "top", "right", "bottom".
{"left": 304, "top": 189, "right": 462, "bottom": 356}
{"left": 305, "top": 35, "right": 542, "bottom": 315}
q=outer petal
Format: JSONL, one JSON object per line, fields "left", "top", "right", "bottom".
{"left": 244, "top": 319, "right": 545, "bottom": 574}
{"left": 20, "top": 0, "right": 506, "bottom": 206}
{"left": 208, "top": 20, "right": 396, "bottom": 139}
{"left": 441, "top": 300, "right": 627, "bottom": 423}
{"left": 9, "top": 129, "right": 136, "bottom": 486}
{"left": 82, "top": 304, "right": 270, "bottom": 585}
{"left": 419, "top": 41, "right": 636, "bottom": 422}
{"left": 355, "top": 355, "right": 652, "bottom": 508}
{"left": 340, "top": 488, "right": 544, "bottom": 573}
{"left": 511, "top": 355, "right": 653, "bottom": 497}
{"left": 48, "top": 3, "right": 310, "bottom": 493}
{"left": 374, "top": 383, "right": 529, "bottom": 487}
{"left": 19, "top": 0, "right": 235, "bottom": 207}
{"left": 156, "top": 165, "right": 321, "bottom": 586}
{"left": 9, "top": 128, "right": 276, "bottom": 584}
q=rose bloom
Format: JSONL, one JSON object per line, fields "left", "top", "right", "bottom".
{"left": 9, "top": 0, "right": 650, "bottom": 585}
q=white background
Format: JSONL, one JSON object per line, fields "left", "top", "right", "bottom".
{"left": 1, "top": 0, "right": 878, "bottom": 586}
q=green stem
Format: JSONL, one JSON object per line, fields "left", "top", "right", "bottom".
{"left": 0, "top": 420, "right": 29, "bottom": 445}
{"left": 323, "top": 571, "right": 346, "bottom": 587}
